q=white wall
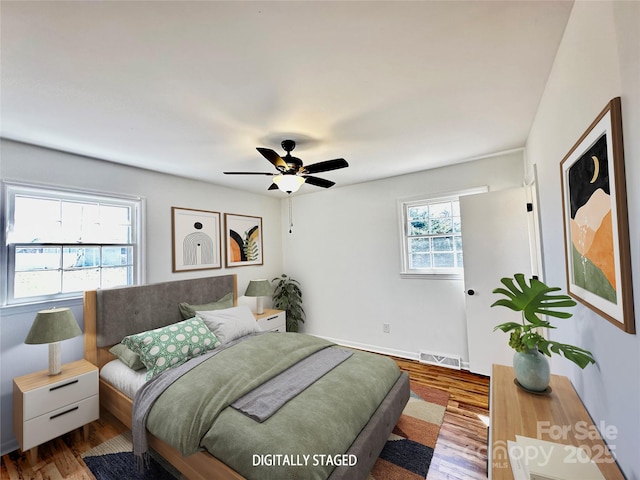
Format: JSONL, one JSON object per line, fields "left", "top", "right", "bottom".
{"left": 0, "top": 139, "right": 283, "bottom": 454}
{"left": 281, "top": 151, "right": 524, "bottom": 362}
{"left": 526, "top": 1, "right": 640, "bottom": 477}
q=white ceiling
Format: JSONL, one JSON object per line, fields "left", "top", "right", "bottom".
{"left": 1, "top": 1, "right": 573, "bottom": 196}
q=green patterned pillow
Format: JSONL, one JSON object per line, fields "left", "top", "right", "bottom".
{"left": 122, "top": 317, "right": 220, "bottom": 380}
{"left": 178, "top": 291, "right": 234, "bottom": 319}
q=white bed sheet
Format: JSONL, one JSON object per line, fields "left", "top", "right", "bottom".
{"left": 100, "top": 359, "right": 148, "bottom": 399}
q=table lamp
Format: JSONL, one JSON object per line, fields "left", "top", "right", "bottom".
{"left": 245, "top": 279, "right": 272, "bottom": 314}
{"left": 25, "top": 308, "right": 82, "bottom": 375}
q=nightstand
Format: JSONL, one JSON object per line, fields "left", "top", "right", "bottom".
{"left": 254, "top": 309, "right": 286, "bottom": 332}
{"left": 13, "top": 358, "right": 99, "bottom": 465}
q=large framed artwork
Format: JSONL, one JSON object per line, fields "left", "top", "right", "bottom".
{"left": 171, "top": 207, "right": 221, "bottom": 272}
{"left": 224, "top": 213, "right": 263, "bottom": 267}
{"left": 560, "top": 97, "right": 635, "bottom": 333}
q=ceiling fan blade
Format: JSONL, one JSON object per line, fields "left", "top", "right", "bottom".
{"left": 256, "top": 147, "right": 287, "bottom": 170}
{"left": 303, "top": 158, "right": 348, "bottom": 175}
{"left": 303, "top": 175, "right": 336, "bottom": 188}
{"left": 223, "top": 171, "right": 275, "bottom": 176}
{"left": 267, "top": 183, "right": 279, "bottom": 190}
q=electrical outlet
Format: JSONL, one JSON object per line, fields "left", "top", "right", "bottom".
{"left": 383, "top": 323, "right": 390, "bottom": 333}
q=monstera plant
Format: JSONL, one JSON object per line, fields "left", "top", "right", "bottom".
{"left": 272, "top": 274, "right": 305, "bottom": 332}
{"left": 492, "top": 274, "right": 595, "bottom": 370}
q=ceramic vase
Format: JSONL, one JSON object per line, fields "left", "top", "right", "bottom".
{"left": 513, "top": 348, "right": 550, "bottom": 392}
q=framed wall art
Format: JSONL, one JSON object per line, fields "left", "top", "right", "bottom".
{"left": 171, "top": 207, "right": 221, "bottom": 272}
{"left": 225, "top": 213, "right": 263, "bottom": 267}
{"left": 560, "top": 97, "right": 635, "bottom": 333}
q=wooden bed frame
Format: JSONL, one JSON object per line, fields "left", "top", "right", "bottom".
{"left": 83, "top": 274, "right": 409, "bottom": 480}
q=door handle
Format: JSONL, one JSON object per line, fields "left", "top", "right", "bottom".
{"left": 467, "top": 289, "right": 475, "bottom": 296}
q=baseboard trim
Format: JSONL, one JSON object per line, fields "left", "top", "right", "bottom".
{"left": 313, "top": 334, "right": 472, "bottom": 372}
{"left": 1, "top": 439, "right": 19, "bottom": 457}
{"left": 313, "top": 335, "right": 420, "bottom": 362}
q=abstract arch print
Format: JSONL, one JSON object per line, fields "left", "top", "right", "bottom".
{"left": 225, "top": 213, "right": 263, "bottom": 267}
{"left": 172, "top": 207, "right": 221, "bottom": 272}
{"left": 183, "top": 231, "right": 216, "bottom": 266}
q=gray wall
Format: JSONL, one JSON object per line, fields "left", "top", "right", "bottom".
{"left": 526, "top": 2, "right": 640, "bottom": 477}
{"left": 0, "top": 139, "right": 283, "bottom": 454}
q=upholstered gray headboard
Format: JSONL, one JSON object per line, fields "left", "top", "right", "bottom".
{"left": 95, "top": 275, "right": 236, "bottom": 347}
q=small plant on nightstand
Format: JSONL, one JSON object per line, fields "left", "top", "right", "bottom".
{"left": 492, "top": 273, "right": 595, "bottom": 392}
{"left": 272, "top": 274, "right": 305, "bottom": 332}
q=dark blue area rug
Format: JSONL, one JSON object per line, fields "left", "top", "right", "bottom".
{"left": 84, "top": 452, "right": 177, "bottom": 480}
{"left": 378, "top": 438, "right": 434, "bottom": 477}
{"left": 82, "top": 432, "right": 179, "bottom": 480}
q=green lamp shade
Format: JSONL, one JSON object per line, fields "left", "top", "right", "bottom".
{"left": 245, "top": 279, "right": 272, "bottom": 315}
{"left": 244, "top": 279, "right": 272, "bottom": 297}
{"left": 25, "top": 308, "right": 82, "bottom": 345}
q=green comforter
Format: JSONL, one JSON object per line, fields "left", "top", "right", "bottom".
{"left": 144, "top": 333, "right": 401, "bottom": 480}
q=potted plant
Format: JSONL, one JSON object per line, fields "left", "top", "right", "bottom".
{"left": 492, "top": 273, "right": 595, "bottom": 392}
{"left": 272, "top": 274, "right": 306, "bottom": 332}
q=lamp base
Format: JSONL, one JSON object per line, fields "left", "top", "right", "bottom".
{"left": 49, "top": 342, "right": 62, "bottom": 375}
{"left": 256, "top": 297, "right": 265, "bottom": 315}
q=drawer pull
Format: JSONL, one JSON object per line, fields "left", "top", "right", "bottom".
{"left": 50, "top": 379, "right": 78, "bottom": 392}
{"left": 50, "top": 406, "right": 79, "bottom": 420}
{"left": 266, "top": 316, "right": 278, "bottom": 321}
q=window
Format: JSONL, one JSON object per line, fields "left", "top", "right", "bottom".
{"left": 398, "top": 188, "right": 486, "bottom": 278}
{"left": 3, "top": 182, "right": 143, "bottom": 305}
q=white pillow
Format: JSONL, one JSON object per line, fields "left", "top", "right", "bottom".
{"left": 196, "top": 305, "right": 261, "bottom": 344}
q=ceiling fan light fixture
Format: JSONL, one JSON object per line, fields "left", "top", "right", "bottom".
{"left": 274, "top": 174, "right": 304, "bottom": 193}
{"left": 225, "top": 139, "right": 348, "bottom": 192}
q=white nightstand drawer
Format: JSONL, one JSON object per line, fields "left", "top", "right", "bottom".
{"left": 22, "top": 394, "right": 99, "bottom": 451}
{"left": 23, "top": 369, "right": 98, "bottom": 420}
{"left": 256, "top": 311, "right": 286, "bottom": 332}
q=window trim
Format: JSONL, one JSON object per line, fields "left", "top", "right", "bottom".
{"left": 2, "top": 180, "right": 145, "bottom": 306}
{"left": 397, "top": 186, "right": 488, "bottom": 279}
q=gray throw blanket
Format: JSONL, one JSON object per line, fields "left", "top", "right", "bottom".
{"left": 231, "top": 347, "right": 352, "bottom": 422}
{"left": 131, "top": 334, "right": 258, "bottom": 467}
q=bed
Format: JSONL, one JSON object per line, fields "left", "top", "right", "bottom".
{"left": 83, "top": 274, "right": 410, "bottom": 480}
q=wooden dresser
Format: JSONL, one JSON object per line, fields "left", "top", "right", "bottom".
{"left": 489, "top": 364, "right": 624, "bottom": 479}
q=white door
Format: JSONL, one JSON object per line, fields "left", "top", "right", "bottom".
{"left": 460, "top": 188, "right": 533, "bottom": 375}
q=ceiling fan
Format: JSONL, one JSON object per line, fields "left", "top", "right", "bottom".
{"left": 224, "top": 140, "right": 349, "bottom": 193}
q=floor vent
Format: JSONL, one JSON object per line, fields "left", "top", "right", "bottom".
{"left": 418, "top": 351, "right": 462, "bottom": 370}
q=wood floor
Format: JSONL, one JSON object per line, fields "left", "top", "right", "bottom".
{"left": 1, "top": 358, "right": 489, "bottom": 480}
{"left": 393, "top": 358, "right": 490, "bottom": 480}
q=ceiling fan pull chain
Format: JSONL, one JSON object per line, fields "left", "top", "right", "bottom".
{"left": 289, "top": 196, "right": 294, "bottom": 234}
